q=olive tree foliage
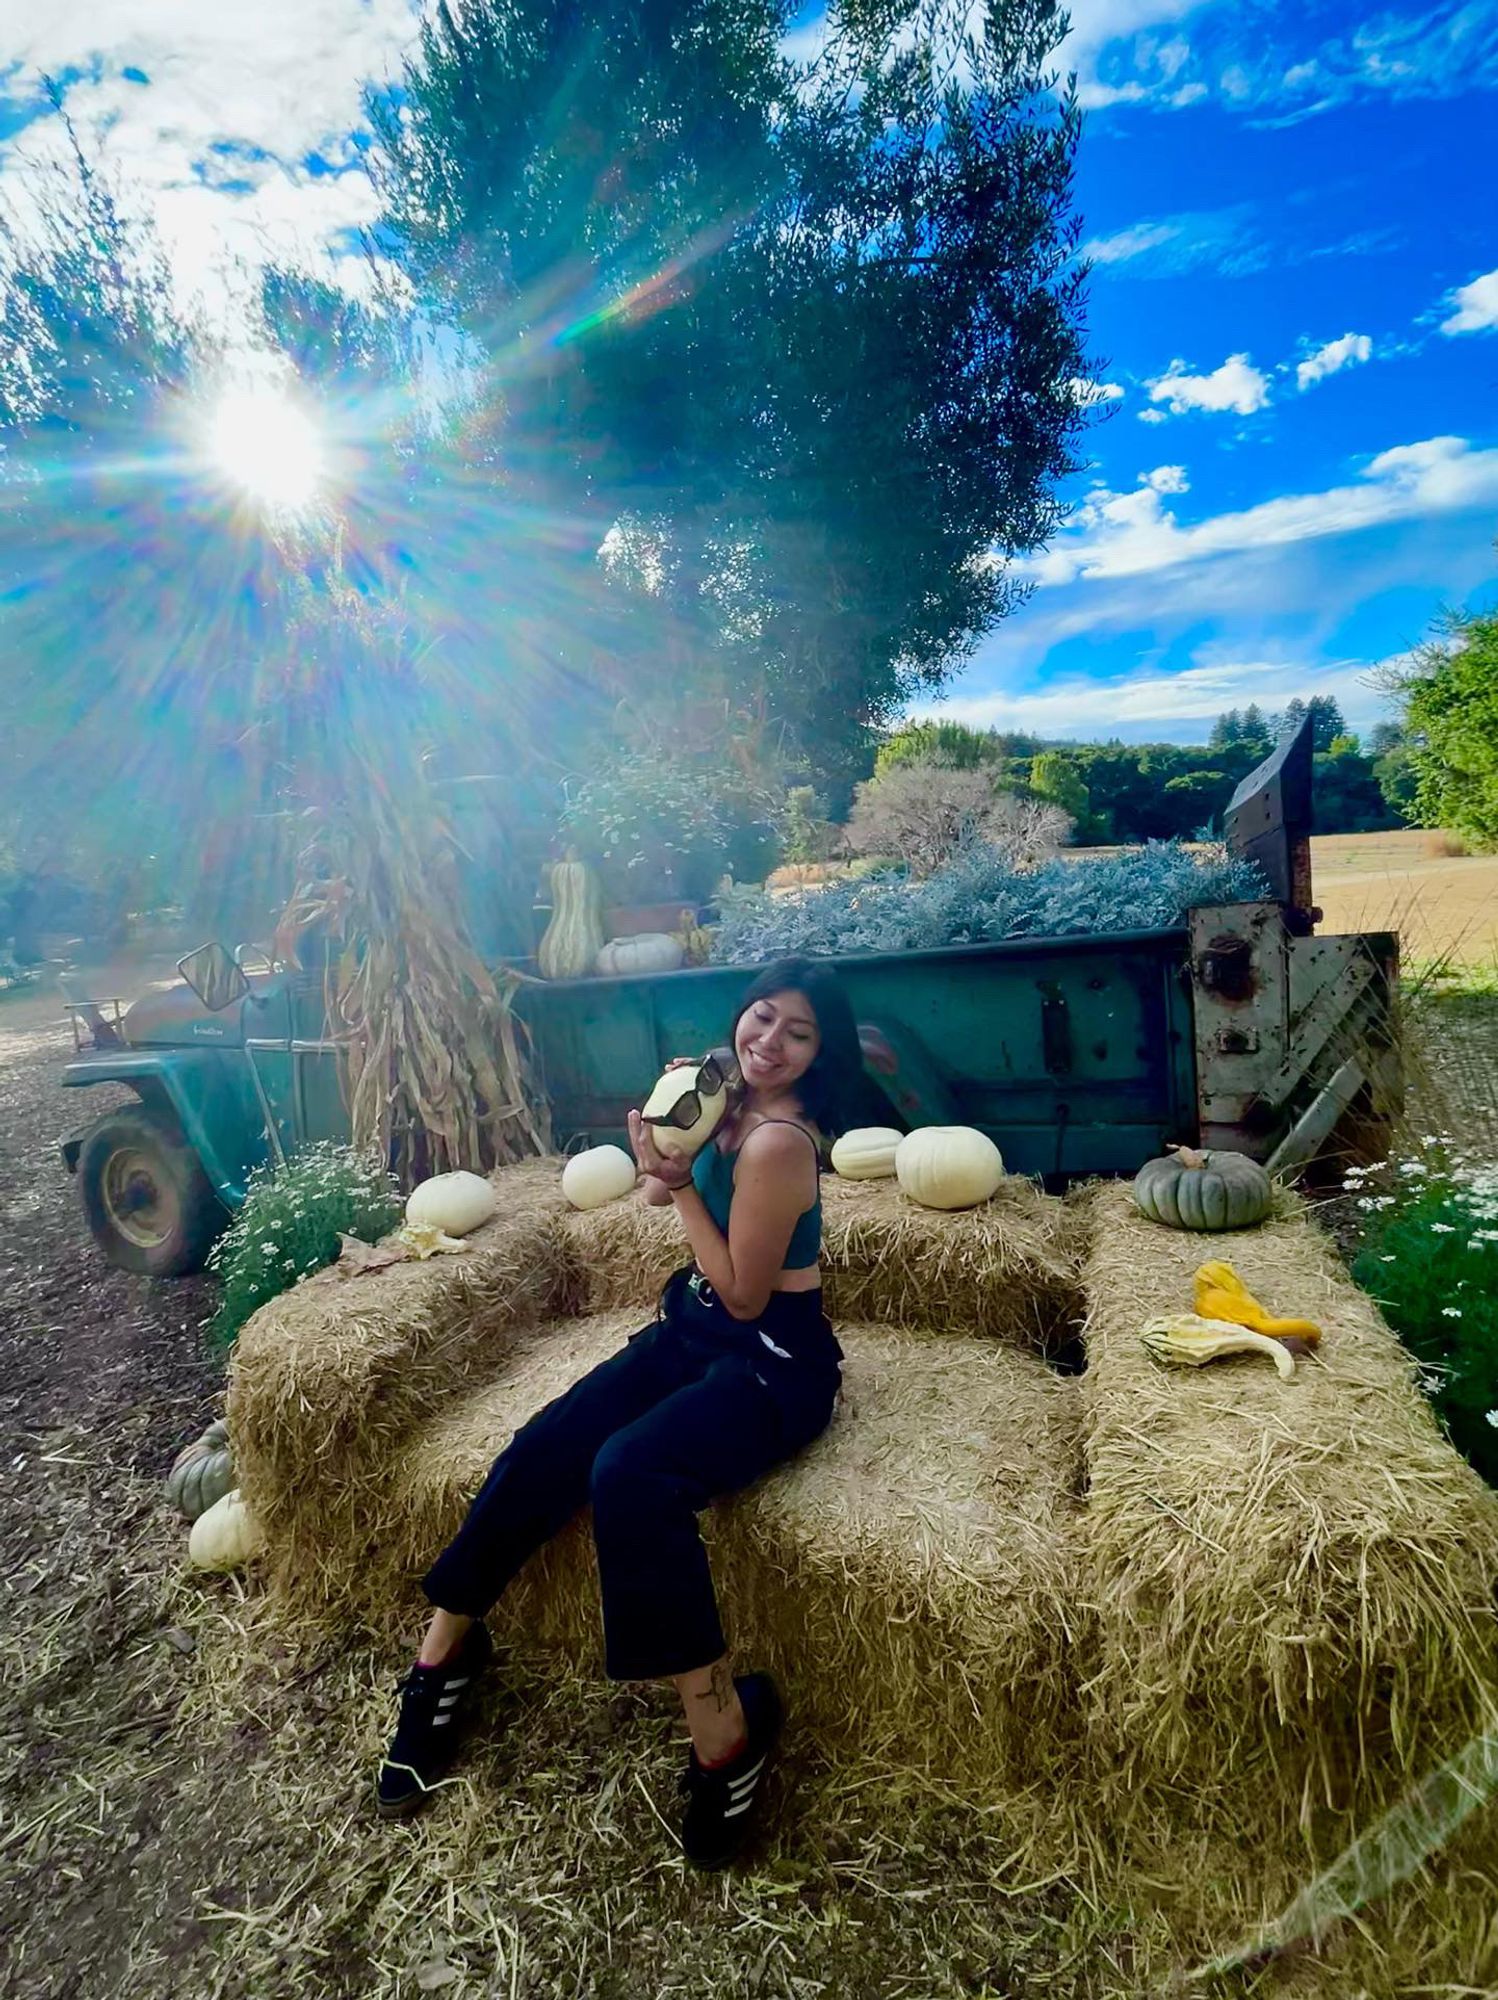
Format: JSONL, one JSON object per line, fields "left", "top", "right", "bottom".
{"left": 368, "top": 0, "right": 1091, "bottom": 793}
{"left": 0, "top": 135, "right": 458, "bottom": 934}
{"left": 845, "top": 760, "right": 1072, "bottom": 875}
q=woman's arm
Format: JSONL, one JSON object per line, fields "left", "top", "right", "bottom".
{"left": 626, "top": 1116, "right": 816, "bottom": 1320}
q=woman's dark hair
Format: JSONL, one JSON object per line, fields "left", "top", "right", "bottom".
{"left": 730, "top": 957, "right": 864, "bottom": 1138}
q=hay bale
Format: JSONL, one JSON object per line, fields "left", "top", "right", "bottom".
{"left": 1076, "top": 1182, "right": 1498, "bottom": 1848}
{"left": 560, "top": 1171, "right": 1085, "bottom": 1354}
{"left": 230, "top": 1158, "right": 574, "bottom": 1627}
{"left": 380, "top": 1317, "right": 1084, "bottom": 1799}
{"left": 820, "top": 1175, "right": 1083, "bottom": 1352}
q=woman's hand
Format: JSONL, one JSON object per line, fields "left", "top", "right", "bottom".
{"left": 627, "top": 1109, "right": 693, "bottom": 1190}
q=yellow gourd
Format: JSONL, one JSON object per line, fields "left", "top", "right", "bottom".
{"left": 1193, "top": 1261, "right": 1321, "bottom": 1345}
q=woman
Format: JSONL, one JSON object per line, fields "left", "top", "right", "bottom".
{"left": 376, "top": 958, "right": 862, "bottom": 1869}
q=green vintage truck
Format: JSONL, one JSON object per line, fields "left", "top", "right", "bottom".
{"left": 59, "top": 721, "right": 1398, "bottom": 1276}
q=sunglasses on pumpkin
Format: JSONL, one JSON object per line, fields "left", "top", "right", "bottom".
{"left": 641, "top": 1054, "right": 729, "bottom": 1133}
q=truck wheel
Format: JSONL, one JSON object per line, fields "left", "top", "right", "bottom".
{"left": 78, "top": 1105, "right": 226, "bottom": 1277}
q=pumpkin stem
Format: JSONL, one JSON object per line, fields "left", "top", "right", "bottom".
{"left": 1172, "top": 1146, "right": 1209, "bottom": 1170}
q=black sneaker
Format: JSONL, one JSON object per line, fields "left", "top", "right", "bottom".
{"left": 679, "top": 1672, "right": 784, "bottom": 1870}
{"left": 375, "top": 1622, "right": 494, "bottom": 1818}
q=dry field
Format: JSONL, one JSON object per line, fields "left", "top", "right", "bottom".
{"left": 1310, "top": 829, "right": 1498, "bottom": 970}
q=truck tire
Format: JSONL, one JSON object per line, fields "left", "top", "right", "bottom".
{"left": 78, "top": 1105, "right": 227, "bottom": 1277}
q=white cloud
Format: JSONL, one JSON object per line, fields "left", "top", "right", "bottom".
{"left": 0, "top": 3, "right": 420, "bottom": 306}
{"left": 1440, "top": 269, "right": 1498, "bottom": 336}
{"left": 913, "top": 651, "right": 1385, "bottom": 739}
{"left": 1146, "top": 352, "right": 1271, "bottom": 417}
{"left": 1083, "top": 220, "right": 1184, "bottom": 265}
{"left": 1030, "top": 435, "right": 1498, "bottom": 587}
{"left": 1296, "top": 331, "right": 1373, "bottom": 390}
{"left": 1070, "top": 377, "right": 1126, "bottom": 407}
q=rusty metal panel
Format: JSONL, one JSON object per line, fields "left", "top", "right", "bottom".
{"left": 1191, "top": 902, "right": 1290, "bottom": 1156}
{"left": 1193, "top": 903, "right": 1402, "bottom": 1166}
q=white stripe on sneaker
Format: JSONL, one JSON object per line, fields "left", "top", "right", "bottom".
{"left": 431, "top": 1712, "right": 452, "bottom": 1726}
{"left": 728, "top": 1757, "right": 766, "bottom": 1794}
{"left": 437, "top": 1693, "right": 461, "bottom": 1708}
{"left": 723, "top": 1796, "right": 756, "bottom": 1817}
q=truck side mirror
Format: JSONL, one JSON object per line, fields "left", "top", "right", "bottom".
{"left": 178, "top": 941, "right": 250, "bottom": 1012}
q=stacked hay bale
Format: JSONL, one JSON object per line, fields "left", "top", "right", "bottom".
{"left": 230, "top": 1159, "right": 574, "bottom": 1635}
{"left": 232, "top": 1161, "right": 1088, "bottom": 1808}
{"left": 1075, "top": 1181, "right": 1498, "bottom": 1944}
{"left": 228, "top": 1153, "right": 1498, "bottom": 1967}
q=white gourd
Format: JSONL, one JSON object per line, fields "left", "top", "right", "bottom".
{"left": 595, "top": 933, "right": 684, "bottom": 978}
{"left": 830, "top": 1127, "right": 904, "bottom": 1180}
{"left": 405, "top": 1170, "right": 496, "bottom": 1237}
{"left": 895, "top": 1126, "right": 1004, "bottom": 1210}
{"left": 562, "top": 1145, "right": 638, "bottom": 1210}
{"left": 188, "top": 1489, "right": 265, "bottom": 1571}
{"left": 640, "top": 1062, "right": 729, "bottom": 1160}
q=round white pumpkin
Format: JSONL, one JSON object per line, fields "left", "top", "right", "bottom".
{"left": 405, "top": 1170, "right": 497, "bottom": 1237}
{"left": 895, "top": 1126, "right": 1004, "bottom": 1210}
{"left": 640, "top": 1060, "right": 729, "bottom": 1161}
{"left": 561, "top": 1144, "right": 638, "bottom": 1210}
{"left": 830, "top": 1127, "right": 904, "bottom": 1180}
{"left": 595, "top": 933, "right": 684, "bottom": 978}
{"left": 188, "top": 1489, "right": 265, "bottom": 1571}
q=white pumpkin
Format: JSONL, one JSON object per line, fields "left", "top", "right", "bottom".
{"left": 640, "top": 1058, "right": 731, "bottom": 1161}
{"left": 595, "top": 933, "right": 684, "bottom": 978}
{"left": 830, "top": 1127, "right": 904, "bottom": 1180}
{"left": 895, "top": 1126, "right": 1004, "bottom": 1210}
{"left": 562, "top": 1144, "right": 638, "bottom": 1210}
{"left": 188, "top": 1489, "right": 265, "bottom": 1571}
{"left": 405, "top": 1170, "right": 497, "bottom": 1237}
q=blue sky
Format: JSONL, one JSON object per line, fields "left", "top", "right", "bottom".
{"left": 1, "top": 0, "right": 1495, "bottom": 745}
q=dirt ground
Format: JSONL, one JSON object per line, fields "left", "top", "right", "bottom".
{"left": 2, "top": 951, "right": 1494, "bottom": 2000}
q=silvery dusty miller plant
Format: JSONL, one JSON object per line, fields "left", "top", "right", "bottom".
{"left": 710, "top": 839, "right": 1269, "bottom": 963}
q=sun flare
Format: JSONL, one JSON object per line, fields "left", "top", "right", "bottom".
{"left": 208, "top": 385, "right": 324, "bottom": 510}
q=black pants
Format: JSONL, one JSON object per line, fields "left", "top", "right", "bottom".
{"left": 422, "top": 1269, "right": 844, "bottom": 1680}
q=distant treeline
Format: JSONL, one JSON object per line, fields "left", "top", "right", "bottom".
{"left": 878, "top": 697, "right": 1412, "bottom": 846}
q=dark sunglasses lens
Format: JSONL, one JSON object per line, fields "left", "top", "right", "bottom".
{"left": 698, "top": 1056, "right": 723, "bottom": 1094}
{"left": 669, "top": 1090, "right": 702, "bottom": 1129}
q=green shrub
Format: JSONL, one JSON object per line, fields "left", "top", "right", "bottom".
{"left": 207, "top": 1142, "right": 402, "bottom": 1349}
{"left": 1350, "top": 1142, "right": 1498, "bottom": 1485}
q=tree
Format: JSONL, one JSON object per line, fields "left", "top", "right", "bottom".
{"left": 1270, "top": 696, "right": 1346, "bottom": 753}
{"left": 846, "top": 762, "right": 1070, "bottom": 876}
{"left": 370, "top": 0, "right": 1091, "bottom": 793}
{"left": 1028, "top": 750, "right": 1088, "bottom": 830}
{"left": 1373, "top": 745, "right": 1421, "bottom": 822}
{"left": 874, "top": 719, "right": 1006, "bottom": 776}
{"left": 1382, "top": 612, "right": 1498, "bottom": 850}
{"left": 1368, "top": 719, "right": 1405, "bottom": 756}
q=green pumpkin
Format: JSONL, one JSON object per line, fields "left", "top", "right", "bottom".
{"left": 1132, "top": 1146, "right": 1272, "bottom": 1232}
{"left": 166, "top": 1417, "right": 235, "bottom": 1522}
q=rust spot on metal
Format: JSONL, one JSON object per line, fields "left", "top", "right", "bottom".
{"left": 1197, "top": 932, "right": 1257, "bottom": 1003}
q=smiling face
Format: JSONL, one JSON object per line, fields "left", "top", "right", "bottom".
{"left": 733, "top": 988, "right": 821, "bottom": 1096}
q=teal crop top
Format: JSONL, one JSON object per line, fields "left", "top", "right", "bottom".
{"left": 690, "top": 1121, "right": 822, "bottom": 1270}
